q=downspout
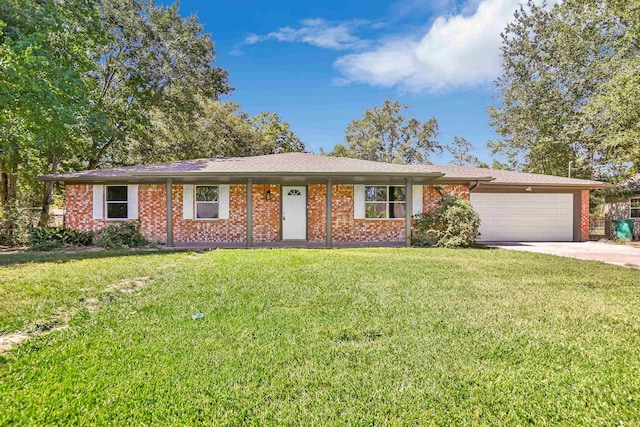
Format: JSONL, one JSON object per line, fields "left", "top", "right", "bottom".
{"left": 469, "top": 180, "right": 480, "bottom": 192}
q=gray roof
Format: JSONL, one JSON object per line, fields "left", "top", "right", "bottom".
{"left": 40, "top": 152, "right": 610, "bottom": 188}
{"left": 421, "top": 164, "right": 607, "bottom": 186}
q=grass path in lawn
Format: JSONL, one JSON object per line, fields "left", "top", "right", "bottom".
{"left": 0, "top": 248, "right": 639, "bottom": 425}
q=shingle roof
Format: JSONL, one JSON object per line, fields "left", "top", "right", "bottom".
{"left": 39, "top": 152, "right": 611, "bottom": 188}
{"left": 420, "top": 164, "right": 607, "bottom": 186}
{"left": 42, "top": 153, "right": 443, "bottom": 179}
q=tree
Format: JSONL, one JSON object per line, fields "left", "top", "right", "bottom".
{"left": 84, "top": 0, "right": 231, "bottom": 170}
{"left": 447, "top": 137, "right": 481, "bottom": 167}
{"left": 248, "top": 112, "right": 306, "bottom": 155}
{"left": 332, "top": 100, "right": 441, "bottom": 164}
{"left": 488, "top": 0, "right": 639, "bottom": 181}
{"left": 0, "top": 0, "right": 233, "bottom": 239}
{"left": 0, "top": 0, "right": 99, "bottom": 229}
{"left": 127, "top": 99, "right": 306, "bottom": 164}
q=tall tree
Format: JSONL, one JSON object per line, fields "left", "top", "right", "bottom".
{"left": 331, "top": 100, "right": 441, "bottom": 164}
{"left": 0, "top": 0, "right": 99, "bottom": 228}
{"left": 447, "top": 136, "right": 481, "bottom": 167}
{"left": 127, "top": 99, "right": 306, "bottom": 163}
{"left": 248, "top": 112, "right": 306, "bottom": 155}
{"left": 488, "top": 0, "right": 639, "bottom": 180}
{"left": 84, "top": 0, "right": 231, "bottom": 169}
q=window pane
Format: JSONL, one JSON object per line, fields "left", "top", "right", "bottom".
{"left": 389, "top": 186, "right": 406, "bottom": 202}
{"left": 390, "top": 202, "right": 406, "bottom": 218}
{"left": 365, "top": 186, "right": 387, "bottom": 202}
{"left": 365, "top": 202, "right": 387, "bottom": 218}
{"left": 197, "top": 202, "right": 219, "bottom": 219}
{"left": 631, "top": 209, "right": 640, "bottom": 218}
{"left": 196, "top": 186, "right": 218, "bottom": 202}
{"left": 106, "top": 186, "right": 128, "bottom": 202}
{"left": 631, "top": 199, "right": 640, "bottom": 208}
{"left": 107, "top": 202, "right": 128, "bottom": 219}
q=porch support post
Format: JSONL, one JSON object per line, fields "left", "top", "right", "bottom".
{"left": 405, "top": 178, "right": 412, "bottom": 247}
{"left": 326, "top": 178, "right": 332, "bottom": 248}
{"left": 246, "top": 178, "right": 253, "bottom": 247}
{"left": 166, "top": 178, "right": 173, "bottom": 247}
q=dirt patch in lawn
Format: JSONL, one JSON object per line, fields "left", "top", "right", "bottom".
{"left": 2, "top": 277, "right": 153, "bottom": 354}
{"left": 0, "top": 332, "right": 30, "bottom": 352}
{"left": 0, "top": 325, "right": 68, "bottom": 354}
{"left": 105, "top": 276, "right": 153, "bottom": 293}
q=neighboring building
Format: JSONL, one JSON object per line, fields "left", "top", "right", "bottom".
{"left": 39, "top": 153, "right": 609, "bottom": 246}
{"left": 605, "top": 174, "right": 640, "bottom": 239}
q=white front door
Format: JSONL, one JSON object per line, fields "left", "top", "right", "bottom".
{"left": 282, "top": 186, "right": 307, "bottom": 240}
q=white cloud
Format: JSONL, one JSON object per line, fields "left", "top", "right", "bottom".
{"left": 244, "top": 18, "right": 369, "bottom": 51}
{"left": 334, "top": 0, "right": 559, "bottom": 92}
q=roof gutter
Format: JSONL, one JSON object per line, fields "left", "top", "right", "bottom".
{"left": 469, "top": 180, "right": 481, "bottom": 192}
{"left": 39, "top": 171, "right": 447, "bottom": 183}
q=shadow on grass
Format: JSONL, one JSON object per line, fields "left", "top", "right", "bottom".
{"left": 0, "top": 248, "right": 179, "bottom": 267}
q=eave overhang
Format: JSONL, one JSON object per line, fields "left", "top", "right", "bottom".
{"left": 39, "top": 171, "right": 446, "bottom": 185}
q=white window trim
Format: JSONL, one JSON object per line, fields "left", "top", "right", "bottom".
{"left": 194, "top": 184, "right": 220, "bottom": 220}
{"left": 630, "top": 196, "right": 640, "bottom": 219}
{"left": 363, "top": 185, "right": 407, "bottom": 220}
{"left": 105, "top": 185, "right": 129, "bottom": 220}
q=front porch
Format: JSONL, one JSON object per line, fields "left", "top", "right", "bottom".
{"left": 170, "top": 240, "right": 406, "bottom": 250}
{"left": 163, "top": 178, "right": 427, "bottom": 249}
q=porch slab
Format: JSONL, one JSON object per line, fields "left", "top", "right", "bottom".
{"left": 170, "top": 241, "right": 405, "bottom": 250}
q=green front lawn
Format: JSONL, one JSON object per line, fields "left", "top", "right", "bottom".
{"left": 1, "top": 248, "right": 639, "bottom": 425}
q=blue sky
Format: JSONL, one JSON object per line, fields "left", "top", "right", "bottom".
{"left": 173, "top": 0, "right": 540, "bottom": 165}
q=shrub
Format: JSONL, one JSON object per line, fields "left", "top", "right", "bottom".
{"left": 412, "top": 195, "right": 480, "bottom": 248}
{"left": 29, "top": 227, "right": 94, "bottom": 251}
{"left": 96, "top": 221, "right": 148, "bottom": 249}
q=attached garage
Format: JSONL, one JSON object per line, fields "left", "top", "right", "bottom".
{"left": 471, "top": 192, "right": 574, "bottom": 242}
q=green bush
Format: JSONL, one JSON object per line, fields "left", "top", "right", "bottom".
{"left": 29, "top": 227, "right": 94, "bottom": 251}
{"left": 96, "top": 221, "right": 148, "bottom": 249}
{"left": 412, "top": 195, "right": 481, "bottom": 248}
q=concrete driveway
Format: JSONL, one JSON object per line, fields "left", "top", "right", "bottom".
{"left": 489, "top": 241, "right": 640, "bottom": 267}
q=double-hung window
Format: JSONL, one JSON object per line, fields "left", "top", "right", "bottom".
{"left": 364, "top": 186, "right": 406, "bottom": 219}
{"left": 106, "top": 185, "right": 128, "bottom": 219}
{"left": 631, "top": 197, "right": 640, "bottom": 218}
{"left": 195, "top": 185, "right": 219, "bottom": 219}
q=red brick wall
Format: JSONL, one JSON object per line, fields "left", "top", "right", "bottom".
{"left": 66, "top": 184, "right": 248, "bottom": 244}
{"left": 65, "top": 184, "right": 109, "bottom": 232}
{"left": 581, "top": 189, "right": 590, "bottom": 241}
{"left": 172, "top": 185, "right": 247, "bottom": 243}
{"left": 252, "top": 184, "right": 280, "bottom": 242}
{"left": 423, "top": 184, "right": 470, "bottom": 212}
{"left": 308, "top": 184, "right": 326, "bottom": 242}
{"left": 66, "top": 182, "right": 471, "bottom": 244}
{"left": 138, "top": 184, "right": 167, "bottom": 243}
{"left": 331, "top": 184, "right": 405, "bottom": 242}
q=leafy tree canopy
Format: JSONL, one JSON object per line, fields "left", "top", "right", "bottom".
{"left": 489, "top": 0, "right": 639, "bottom": 181}
{"left": 326, "top": 100, "right": 441, "bottom": 164}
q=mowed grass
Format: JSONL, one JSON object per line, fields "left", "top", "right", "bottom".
{"left": 1, "top": 248, "right": 639, "bottom": 425}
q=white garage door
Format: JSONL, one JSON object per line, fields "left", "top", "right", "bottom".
{"left": 470, "top": 193, "right": 574, "bottom": 242}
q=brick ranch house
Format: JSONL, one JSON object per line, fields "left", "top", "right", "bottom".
{"left": 39, "top": 153, "right": 609, "bottom": 247}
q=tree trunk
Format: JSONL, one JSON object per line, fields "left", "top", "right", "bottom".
{"left": 0, "top": 170, "right": 9, "bottom": 205}
{"left": 88, "top": 135, "right": 117, "bottom": 170}
{"left": 38, "top": 156, "right": 59, "bottom": 228}
{"left": 0, "top": 165, "right": 18, "bottom": 244}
